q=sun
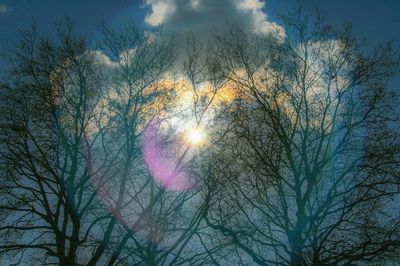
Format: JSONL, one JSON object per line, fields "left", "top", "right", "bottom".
{"left": 186, "top": 127, "right": 206, "bottom": 146}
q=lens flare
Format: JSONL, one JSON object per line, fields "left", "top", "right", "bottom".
{"left": 142, "top": 124, "right": 195, "bottom": 192}
{"left": 187, "top": 127, "right": 205, "bottom": 146}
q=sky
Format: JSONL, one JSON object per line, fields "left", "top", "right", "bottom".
{"left": 0, "top": 0, "right": 399, "bottom": 71}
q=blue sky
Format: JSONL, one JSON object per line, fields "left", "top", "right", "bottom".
{"left": 0, "top": 0, "right": 399, "bottom": 71}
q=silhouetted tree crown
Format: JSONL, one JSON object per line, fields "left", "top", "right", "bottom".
{"left": 1, "top": 11, "right": 399, "bottom": 265}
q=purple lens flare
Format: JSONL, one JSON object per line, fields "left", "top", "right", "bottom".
{"left": 142, "top": 123, "right": 195, "bottom": 192}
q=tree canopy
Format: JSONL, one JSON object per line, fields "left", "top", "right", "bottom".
{"left": 1, "top": 11, "right": 399, "bottom": 266}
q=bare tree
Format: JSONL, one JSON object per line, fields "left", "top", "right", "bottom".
{"left": 1, "top": 11, "right": 399, "bottom": 266}
{"left": 202, "top": 11, "right": 400, "bottom": 265}
{"left": 0, "top": 21, "right": 208, "bottom": 265}
{"left": 0, "top": 22, "right": 105, "bottom": 265}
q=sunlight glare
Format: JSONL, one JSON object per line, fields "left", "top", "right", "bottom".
{"left": 187, "top": 127, "right": 206, "bottom": 146}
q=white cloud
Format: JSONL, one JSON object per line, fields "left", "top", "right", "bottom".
{"left": 144, "top": 0, "right": 176, "bottom": 26}
{"left": 236, "top": 0, "right": 284, "bottom": 36}
{"left": 143, "top": 0, "right": 285, "bottom": 37}
{"left": 0, "top": 4, "right": 11, "bottom": 13}
{"left": 236, "top": 0, "right": 263, "bottom": 10}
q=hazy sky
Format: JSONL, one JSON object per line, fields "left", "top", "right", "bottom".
{"left": 0, "top": 0, "right": 399, "bottom": 70}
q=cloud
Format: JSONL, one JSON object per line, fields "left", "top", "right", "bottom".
{"left": 143, "top": 0, "right": 285, "bottom": 38}
{"left": 144, "top": 0, "right": 176, "bottom": 26}
{"left": 0, "top": 4, "right": 11, "bottom": 13}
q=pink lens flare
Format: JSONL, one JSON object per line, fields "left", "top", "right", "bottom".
{"left": 142, "top": 124, "right": 195, "bottom": 192}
